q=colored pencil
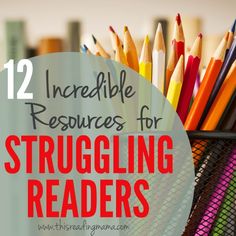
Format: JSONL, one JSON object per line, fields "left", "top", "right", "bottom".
{"left": 80, "top": 44, "right": 92, "bottom": 54}
{"left": 193, "top": 72, "right": 201, "bottom": 98}
{"left": 233, "top": 121, "right": 236, "bottom": 131}
{"left": 211, "top": 171, "right": 236, "bottom": 235}
{"left": 123, "top": 26, "right": 139, "bottom": 72}
{"left": 219, "top": 90, "right": 236, "bottom": 130}
{"left": 225, "top": 191, "right": 236, "bottom": 235}
{"left": 184, "top": 32, "right": 228, "bottom": 130}
{"left": 194, "top": 148, "right": 236, "bottom": 236}
{"left": 201, "top": 61, "right": 236, "bottom": 130}
{"left": 166, "top": 55, "right": 184, "bottom": 110}
{"left": 172, "top": 13, "right": 185, "bottom": 63}
{"left": 182, "top": 144, "right": 229, "bottom": 236}
{"left": 198, "top": 36, "right": 236, "bottom": 128}
{"left": 226, "top": 19, "right": 236, "bottom": 56}
{"left": 92, "top": 34, "right": 110, "bottom": 58}
{"left": 177, "top": 33, "right": 202, "bottom": 123}
{"left": 152, "top": 23, "right": 166, "bottom": 94}
{"left": 109, "top": 26, "right": 118, "bottom": 52}
{"left": 139, "top": 35, "right": 152, "bottom": 81}
{"left": 165, "top": 43, "right": 176, "bottom": 95}
{"left": 109, "top": 26, "right": 123, "bottom": 53}
{"left": 114, "top": 34, "right": 128, "bottom": 66}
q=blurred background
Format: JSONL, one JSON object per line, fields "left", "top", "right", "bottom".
{"left": 0, "top": 0, "right": 235, "bottom": 69}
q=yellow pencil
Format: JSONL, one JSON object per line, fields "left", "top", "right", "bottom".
{"left": 139, "top": 35, "right": 152, "bottom": 81}
{"left": 166, "top": 55, "right": 184, "bottom": 110}
{"left": 123, "top": 26, "right": 139, "bottom": 72}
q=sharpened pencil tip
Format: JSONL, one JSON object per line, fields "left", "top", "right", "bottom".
{"left": 224, "top": 31, "right": 229, "bottom": 40}
{"left": 115, "top": 34, "right": 120, "bottom": 45}
{"left": 144, "top": 35, "right": 149, "bottom": 44}
{"left": 176, "top": 13, "right": 181, "bottom": 25}
{"left": 92, "top": 34, "right": 97, "bottom": 44}
{"left": 230, "top": 19, "right": 236, "bottom": 33}
{"left": 198, "top": 33, "right": 203, "bottom": 39}
{"left": 124, "top": 26, "right": 128, "bottom": 33}
{"left": 83, "top": 44, "right": 88, "bottom": 50}
{"left": 80, "top": 45, "right": 85, "bottom": 51}
{"left": 109, "top": 26, "right": 115, "bottom": 33}
{"left": 157, "top": 23, "right": 163, "bottom": 32}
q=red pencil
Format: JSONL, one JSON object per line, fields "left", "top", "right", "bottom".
{"left": 185, "top": 32, "right": 229, "bottom": 130}
{"left": 172, "top": 13, "right": 185, "bottom": 63}
{"left": 177, "top": 33, "right": 202, "bottom": 123}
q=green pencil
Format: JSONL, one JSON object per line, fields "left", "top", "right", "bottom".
{"left": 211, "top": 171, "right": 236, "bottom": 235}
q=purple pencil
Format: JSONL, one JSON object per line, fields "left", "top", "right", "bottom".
{"left": 194, "top": 147, "right": 236, "bottom": 235}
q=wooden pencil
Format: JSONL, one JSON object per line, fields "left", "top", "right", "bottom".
{"left": 139, "top": 35, "right": 152, "bottom": 81}
{"left": 165, "top": 43, "right": 176, "bottom": 95}
{"left": 166, "top": 55, "right": 184, "bottom": 110}
{"left": 172, "top": 13, "right": 185, "bottom": 64}
{"left": 233, "top": 120, "right": 236, "bottom": 131}
{"left": 114, "top": 34, "right": 128, "bottom": 65}
{"left": 201, "top": 61, "right": 236, "bottom": 130}
{"left": 226, "top": 19, "right": 236, "bottom": 55}
{"left": 123, "top": 26, "right": 139, "bottom": 72}
{"left": 211, "top": 171, "right": 236, "bottom": 235}
{"left": 182, "top": 142, "right": 231, "bottom": 235}
{"left": 184, "top": 32, "right": 229, "bottom": 130}
{"left": 193, "top": 72, "right": 201, "bottom": 98}
{"left": 177, "top": 33, "right": 202, "bottom": 123}
{"left": 80, "top": 44, "right": 92, "bottom": 54}
{"left": 152, "top": 23, "right": 166, "bottom": 94}
{"left": 194, "top": 148, "right": 236, "bottom": 236}
{"left": 219, "top": 90, "right": 236, "bottom": 130}
{"left": 198, "top": 36, "right": 236, "bottom": 129}
{"left": 92, "top": 34, "right": 110, "bottom": 58}
{"left": 109, "top": 26, "right": 118, "bottom": 52}
{"left": 109, "top": 26, "right": 123, "bottom": 53}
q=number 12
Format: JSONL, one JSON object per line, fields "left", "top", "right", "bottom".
{"left": 4, "top": 59, "right": 33, "bottom": 99}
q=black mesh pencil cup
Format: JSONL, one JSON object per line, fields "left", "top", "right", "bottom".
{"left": 182, "top": 131, "right": 236, "bottom": 236}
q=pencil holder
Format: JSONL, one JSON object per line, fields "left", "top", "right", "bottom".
{"left": 183, "top": 131, "right": 236, "bottom": 236}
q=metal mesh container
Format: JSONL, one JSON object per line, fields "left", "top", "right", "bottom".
{"left": 183, "top": 131, "right": 236, "bottom": 236}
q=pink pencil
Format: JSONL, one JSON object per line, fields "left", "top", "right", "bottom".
{"left": 193, "top": 72, "right": 201, "bottom": 98}
{"left": 177, "top": 34, "right": 202, "bottom": 123}
{"left": 194, "top": 147, "right": 236, "bottom": 235}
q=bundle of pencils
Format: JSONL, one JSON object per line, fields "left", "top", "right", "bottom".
{"left": 81, "top": 14, "right": 236, "bottom": 134}
{"left": 82, "top": 14, "right": 236, "bottom": 235}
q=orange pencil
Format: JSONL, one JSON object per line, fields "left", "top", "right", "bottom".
{"left": 165, "top": 43, "right": 176, "bottom": 95}
{"left": 172, "top": 13, "right": 185, "bottom": 63}
{"left": 184, "top": 32, "right": 229, "bottom": 130}
{"left": 201, "top": 60, "right": 236, "bottom": 130}
{"left": 114, "top": 34, "right": 128, "bottom": 66}
{"left": 123, "top": 26, "right": 139, "bottom": 72}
